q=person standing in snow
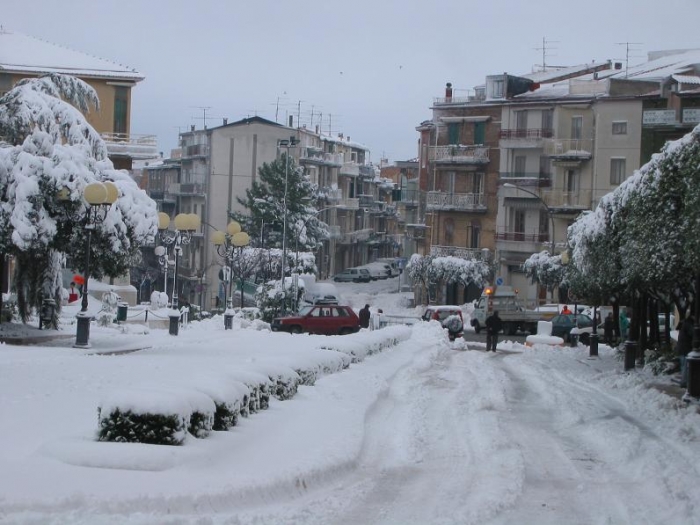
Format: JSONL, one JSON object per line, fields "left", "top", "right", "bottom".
{"left": 485, "top": 310, "right": 503, "bottom": 352}
{"left": 676, "top": 314, "right": 694, "bottom": 388}
{"left": 619, "top": 309, "right": 630, "bottom": 340}
{"left": 359, "top": 304, "right": 371, "bottom": 329}
{"left": 604, "top": 312, "right": 615, "bottom": 346}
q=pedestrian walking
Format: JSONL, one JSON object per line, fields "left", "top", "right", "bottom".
{"left": 619, "top": 309, "right": 630, "bottom": 340}
{"left": 485, "top": 310, "right": 503, "bottom": 352}
{"left": 676, "top": 314, "right": 694, "bottom": 388}
{"left": 359, "top": 304, "right": 371, "bottom": 329}
{"left": 603, "top": 312, "right": 614, "bottom": 346}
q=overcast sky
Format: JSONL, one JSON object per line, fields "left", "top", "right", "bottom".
{"left": 4, "top": 0, "right": 700, "bottom": 163}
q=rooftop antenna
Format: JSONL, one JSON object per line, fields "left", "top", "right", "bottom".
{"left": 190, "top": 106, "right": 213, "bottom": 129}
{"left": 534, "top": 37, "right": 559, "bottom": 71}
{"left": 615, "top": 42, "right": 643, "bottom": 78}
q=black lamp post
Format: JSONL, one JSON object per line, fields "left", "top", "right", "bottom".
{"left": 212, "top": 221, "right": 250, "bottom": 329}
{"left": 74, "top": 181, "right": 119, "bottom": 348}
{"left": 278, "top": 136, "right": 299, "bottom": 283}
{"left": 157, "top": 212, "right": 201, "bottom": 335}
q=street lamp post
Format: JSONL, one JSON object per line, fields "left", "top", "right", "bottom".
{"left": 154, "top": 245, "right": 169, "bottom": 298}
{"left": 212, "top": 221, "right": 250, "bottom": 329}
{"left": 157, "top": 212, "right": 201, "bottom": 336}
{"left": 502, "top": 183, "right": 555, "bottom": 255}
{"left": 73, "top": 181, "right": 119, "bottom": 348}
{"left": 278, "top": 136, "right": 299, "bottom": 282}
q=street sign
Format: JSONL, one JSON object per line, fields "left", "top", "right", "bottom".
{"left": 495, "top": 277, "right": 504, "bottom": 286}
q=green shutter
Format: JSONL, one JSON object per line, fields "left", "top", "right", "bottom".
{"left": 474, "top": 122, "right": 485, "bottom": 145}
{"left": 448, "top": 123, "right": 459, "bottom": 145}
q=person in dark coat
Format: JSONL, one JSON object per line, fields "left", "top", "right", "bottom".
{"left": 359, "top": 304, "right": 371, "bottom": 329}
{"left": 485, "top": 310, "right": 503, "bottom": 352}
{"left": 676, "top": 314, "right": 694, "bottom": 388}
{"left": 603, "top": 312, "right": 615, "bottom": 346}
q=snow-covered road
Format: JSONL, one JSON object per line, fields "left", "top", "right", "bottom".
{"left": 220, "top": 342, "right": 699, "bottom": 525}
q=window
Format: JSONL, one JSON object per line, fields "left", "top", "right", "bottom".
{"left": 539, "top": 155, "right": 550, "bottom": 177}
{"left": 513, "top": 209, "right": 526, "bottom": 234}
{"left": 514, "top": 156, "right": 526, "bottom": 175}
{"left": 113, "top": 86, "right": 128, "bottom": 135}
{"left": 610, "top": 158, "right": 626, "bottom": 185}
{"left": 541, "top": 109, "right": 554, "bottom": 134}
{"left": 444, "top": 218, "right": 455, "bottom": 245}
{"left": 448, "top": 123, "right": 460, "bottom": 145}
{"left": 566, "top": 169, "right": 578, "bottom": 192}
{"left": 470, "top": 220, "right": 481, "bottom": 248}
{"left": 571, "top": 116, "right": 582, "bottom": 140}
{"left": 612, "top": 121, "right": 627, "bottom": 135}
{"left": 515, "top": 111, "right": 528, "bottom": 133}
{"left": 472, "top": 172, "right": 484, "bottom": 194}
{"left": 445, "top": 171, "right": 455, "bottom": 193}
{"left": 0, "top": 73, "right": 12, "bottom": 96}
{"left": 492, "top": 79, "right": 504, "bottom": 98}
{"left": 539, "top": 210, "right": 550, "bottom": 235}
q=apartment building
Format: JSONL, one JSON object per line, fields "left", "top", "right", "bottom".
{"left": 0, "top": 28, "right": 158, "bottom": 170}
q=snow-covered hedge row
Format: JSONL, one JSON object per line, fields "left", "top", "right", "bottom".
{"left": 97, "top": 327, "right": 411, "bottom": 445}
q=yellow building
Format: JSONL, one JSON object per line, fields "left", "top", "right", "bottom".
{"left": 0, "top": 27, "right": 157, "bottom": 169}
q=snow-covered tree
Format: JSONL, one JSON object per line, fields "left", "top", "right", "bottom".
{"left": 522, "top": 251, "right": 566, "bottom": 295}
{"left": 0, "top": 74, "right": 158, "bottom": 324}
{"left": 407, "top": 253, "right": 490, "bottom": 305}
{"left": 232, "top": 154, "right": 329, "bottom": 255}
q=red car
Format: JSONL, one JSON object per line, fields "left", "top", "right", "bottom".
{"left": 421, "top": 306, "right": 464, "bottom": 341}
{"left": 271, "top": 305, "right": 360, "bottom": 335}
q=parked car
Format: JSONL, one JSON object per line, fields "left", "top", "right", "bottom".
{"left": 550, "top": 313, "right": 595, "bottom": 343}
{"left": 333, "top": 268, "right": 371, "bottom": 283}
{"left": 375, "top": 258, "right": 401, "bottom": 277}
{"left": 421, "top": 305, "right": 464, "bottom": 341}
{"left": 271, "top": 304, "right": 360, "bottom": 335}
{"left": 358, "top": 263, "right": 391, "bottom": 280}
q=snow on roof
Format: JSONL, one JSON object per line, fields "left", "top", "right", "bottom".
{"left": 600, "top": 48, "right": 700, "bottom": 82}
{"left": 522, "top": 61, "right": 609, "bottom": 84}
{"left": 672, "top": 74, "right": 700, "bottom": 85}
{"left": 0, "top": 28, "right": 143, "bottom": 82}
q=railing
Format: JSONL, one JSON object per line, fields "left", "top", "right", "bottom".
{"left": 299, "top": 147, "right": 343, "bottom": 166}
{"left": 340, "top": 228, "right": 373, "bottom": 244}
{"left": 101, "top": 133, "right": 159, "bottom": 160}
{"left": 167, "top": 182, "right": 207, "bottom": 196}
{"left": 426, "top": 191, "right": 486, "bottom": 211}
{"left": 499, "top": 129, "right": 554, "bottom": 139}
{"left": 430, "top": 246, "right": 486, "bottom": 259}
{"left": 358, "top": 194, "right": 375, "bottom": 207}
{"left": 499, "top": 173, "right": 552, "bottom": 187}
{"left": 396, "top": 189, "right": 420, "bottom": 204}
{"left": 543, "top": 138, "right": 593, "bottom": 158}
{"left": 340, "top": 162, "right": 360, "bottom": 177}
{"left": 181, "top": 143, "right": 209, "bottom": 158}
{"left": 541, "top": 189, "right": 592, "bottom": 209}
{"left": 429, "top": 145, "right": 490, "bottom": 164}
{"left": 338, "top": 198, "right": 359, "bottom": 209}
{"left": 495, "top": 230, "right": 551, "bottom": 243}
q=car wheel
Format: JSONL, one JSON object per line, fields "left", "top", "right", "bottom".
{"left": 339, "top": 327, "right": 352, "bottom": 335}
{"left": 290, "top": 326, "right": 302, "bottom": 334}
{"left": 473, "top": 321, "right": 481, "bottom": 334}
{"left": 580, "top": 332, "right": 590, "bottom": 345}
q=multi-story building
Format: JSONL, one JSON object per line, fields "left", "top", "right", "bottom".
{"left": 0, "top": 28, "right": 158, "bottom": 170}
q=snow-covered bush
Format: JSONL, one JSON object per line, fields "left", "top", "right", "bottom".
{"left": 98, "top": 408, "right": 187, "bottom": 446}
{"left": 443, "top": 314, "right": 464, "bottom": 335}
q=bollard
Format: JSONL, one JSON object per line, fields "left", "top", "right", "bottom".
{"left": 224, "top": 313, "right": 233, "bottom": 330}
{"left": 168, "top": 312, "right": 180, "bottom": 336}
{"left": 589, "top": 333, "right": 599, "bottom": 357}
{"left": 624, "top": 340, "right": 637, "bottom": 371}
{"left": 687, "top": 353, "right": 700, "bottom": 399}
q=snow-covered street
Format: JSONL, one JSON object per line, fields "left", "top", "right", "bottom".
{"left": 0, "top": 278, "right": 699, "bottom": 524}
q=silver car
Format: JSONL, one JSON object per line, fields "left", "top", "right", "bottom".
{"left": 333, "top": 268, "right": 371, "bottom": 283}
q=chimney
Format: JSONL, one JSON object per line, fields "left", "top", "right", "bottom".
{"left": 446, "top": 82, "right": 453, "bottom": 99}
{"left": 289, "top": 115, "right": 294, "bottom": 128}
{"left": 315, "top": 125, "right": 319, "bottom": 134}
{"left": 223, "top": 118, "right": 228, "bottom": 125}
{"left": 190, "top": 125, "right": 195, "bottom": 132}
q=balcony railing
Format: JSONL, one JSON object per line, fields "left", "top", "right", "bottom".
{"left": 340, "top": 228, "right": 373, "bottom": 244}
{"left": 167, "top": 182, "right": 207, "bottom": 196}
{"left": 429, "top": 145, "right": 490, "bottom": 164}
{"left": 181, "top": 143, "right": 209, "bottom": 158}
{"left": 542, "top": 189, "right": 592, "bottom": 209}
{"left": 338, "top": 197, "right": 359, "bottom": 209}
{"left": 102, "top": 133, "right": 159, "bottom": 160}
{"left": 426, "top": 191, "right": 486, "bottom": 211}
{"left": 299, "top": 147, "right": 343, "bottom": 166}
{"left": 543, "top": 138, "right": 593, "bottom": 160}
{"left": 430, "top": 246, "right": 486, "bottom": 259}
{"left": 495, "top": 230, "right": 551, "bottom": 244}
{"left": 499, "top": 172, "right": 552, "bottom": 187}
{"left": 499, "top": 129, "right": 554, "bottom": 139}
{"left": 340, "top": 162, "right": 360, "bottom": 177}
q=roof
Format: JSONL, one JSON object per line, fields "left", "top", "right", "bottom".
{"left": 209, "top": 115, "right": 284, "bottom": 131}
{"left": 601, "top": 48, "right": 700, "bottom": 81}
{"left": 0, "top": 28, "right": 143, "bottom": 82}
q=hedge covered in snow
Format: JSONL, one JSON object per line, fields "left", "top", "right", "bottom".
{"left": 96, "top": 327, "right": 409, "bottom": 445}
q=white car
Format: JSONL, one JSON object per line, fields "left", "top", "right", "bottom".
{"left": 358, "top": 263, "right": 390, "bottom": 280}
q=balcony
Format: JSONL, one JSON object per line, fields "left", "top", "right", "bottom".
{"left": 102, "top": 133, "right": 158, "bottom": 160}
{"left": 430, "top": 246, "right": 486, "bottom": 259}
{"left": 338, "top": 197, "right": 359, "bottom": 210}
{"left": 181, "top": 143, "right": 209, "bottom": 158}
{"left": 541, "top": 189, "right": 592, "bottom": 210}
{"left": 429, "top": 145, "right": 490, "bottom": 165}
{"left": 499, "top": 128, "right": 553, "bottom": 149}
{"left": 299, "top": 147, "right": 343, "bottom": 166}
{"left": 340, "top": 162, "right": 360, "bottom": 177}
{"left": 167, "top": 182, "right": 207, "bottom": 196}
{"left": 544, "top": 139, "right": 593, "bottom": 161}
{"left": 395, "top": 189, "right": 420, "bottom": 206}
{"left": 328, "top": 225, "right": 342, "bottom": 238}
{"left": 499, "top": 172, "right": 552, "bottom": 187}
{"left": 340, "top": 228, "right": 373, "bottom": 244}
{"left": 426, "top": 191, "right": 486, "bottom": 212}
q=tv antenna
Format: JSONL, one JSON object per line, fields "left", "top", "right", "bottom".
{"left": 615, "top": 42, "right": 643, "bottom": 78}
{"left": 534, "top": 37, "right": 559, "bottom": 71}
